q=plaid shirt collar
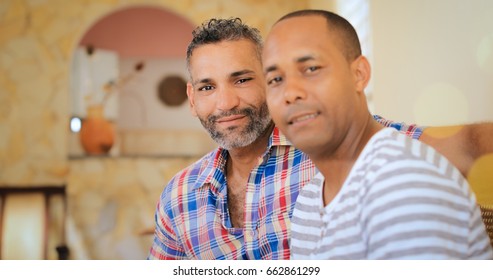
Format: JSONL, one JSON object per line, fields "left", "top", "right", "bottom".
{"left": 191, "top": 126, "right": 291, "bottom": 191}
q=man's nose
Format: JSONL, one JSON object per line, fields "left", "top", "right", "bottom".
{"left": 216, "top": 85, "right": 240, "bottom": 111}
{"left": 283, "top": 78, "right": 307, "bottom": 104}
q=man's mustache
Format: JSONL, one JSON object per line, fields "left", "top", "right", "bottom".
{"left": 208, "top": 107, "right": 255, "bottom": 123}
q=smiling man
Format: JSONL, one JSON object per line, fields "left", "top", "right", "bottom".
{"left": 262, "top": 9, "right": 493, "bottom": 259}
{"left": 147, "top": 18, "right": 316, "bottom": 259}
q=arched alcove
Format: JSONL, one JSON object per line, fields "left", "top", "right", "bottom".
{"left": 79, "top": 5, "right": 194, "bottom": 57}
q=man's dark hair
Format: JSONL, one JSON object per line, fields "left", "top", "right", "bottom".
{"left": 186, "top": 18, "right": 263, "bottom": 74}
{"left": 278, "top": 9, "right": 362, "bottom": 62}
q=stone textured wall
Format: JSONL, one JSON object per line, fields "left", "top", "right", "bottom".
{"left": 67, "top": 156, "right": 198, "bottom": 259}
{"left": 0, "top": 0, "right": 333, "bottom": 259}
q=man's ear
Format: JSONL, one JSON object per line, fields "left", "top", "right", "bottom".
{"left": 186, "top": 82, "right": 198, "bottom": 117}
{"left": 352, "top": 56, "right": 371, "bottom": 93}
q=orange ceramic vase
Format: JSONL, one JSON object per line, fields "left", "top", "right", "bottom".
{"left": 79, "top": 105, "right": 115, "bottom": 155}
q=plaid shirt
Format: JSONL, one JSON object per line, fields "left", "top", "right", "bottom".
{"left": 373, "top": 115, "right": 424, "bottom": 139}
{"left": 148, "top": 116, "right": 423, "bottom": 260}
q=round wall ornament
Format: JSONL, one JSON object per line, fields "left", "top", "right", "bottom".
{"left": 157, "top": 75, "right": 187, "bottom": 106}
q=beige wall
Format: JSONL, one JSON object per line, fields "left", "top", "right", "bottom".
{"left": 371, "top": 0, "right": 493, "bottom": 126}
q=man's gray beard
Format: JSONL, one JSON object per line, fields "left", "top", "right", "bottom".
{"left": 199, "top": 103, "right": 272, "bottom": 150}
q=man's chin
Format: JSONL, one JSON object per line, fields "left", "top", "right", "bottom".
{"left": 213, "top": 134, "right": 257, "bottom": 150}
{"left": 215, "top": 139, "right": 248, "bottom": 150}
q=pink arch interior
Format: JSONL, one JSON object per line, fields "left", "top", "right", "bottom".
{"left": 79, "top": 6, "right": 194, "bottom": 58}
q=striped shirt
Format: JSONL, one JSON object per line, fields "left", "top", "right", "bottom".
{"left": 148, "top": 117, "right": 424, "bottom": 260}
{"left": 291, "top": 128, "right": 493, "bottom": 260}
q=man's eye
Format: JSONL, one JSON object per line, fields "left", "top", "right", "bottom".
{"left": 306, "top": 66, "right": 321, "bottom": 73}
{"left": 267, "top": 76, "right": 283, "bottom": 86}
{"left": 199, "top": 85, "right": 214, "bottom": 91}
{"left": 236, "top": 78, "right": 253, "bottom": 84}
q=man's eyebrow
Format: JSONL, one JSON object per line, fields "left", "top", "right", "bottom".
{"left": 264, "top": 65, "right": 278, "bottom": 75}
{"left": 192, "top": 70, "right": 254, "bottom": 86}
{"left": 230, "top": 69, "right": 255, "bottom": 78}
{"left": 264, "top": 55, "right": 316, "bottom": 75}
{"left": 296, "top": 55, "right": 315, "bottom": 63}
{"left": 193, "top": 78, "right": 212, "bottom": 86}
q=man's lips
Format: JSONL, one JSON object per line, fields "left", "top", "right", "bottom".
{"left": 288, "top": 112, "right": 320, "bottom": 125}
{"left": 216, "top": 114, "right": 246, "bottom": 123}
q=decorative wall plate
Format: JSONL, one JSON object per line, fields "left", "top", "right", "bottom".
{"left": 157, "top": 75, "right": 187, "bottom": 106}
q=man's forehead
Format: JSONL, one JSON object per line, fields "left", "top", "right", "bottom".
{"left": 266, "top": 15, "right": 329, "bottom": 45}
{"left": 263, "top": 17, "right": 340, "bottom": 66}
{"left": 193, "top": 40, "right": 259, "bottom": 61}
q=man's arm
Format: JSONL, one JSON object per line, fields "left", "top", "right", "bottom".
{"left": 148, "top": 199, "right": 187, "bottom": 260}
{"left": 374, "top": 114, "right": 493, "bottom": 177}
{"left": 419, "top": 123, "right": 493, "bottom": 177}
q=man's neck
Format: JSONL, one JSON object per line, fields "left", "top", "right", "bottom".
{"left": 312, "top": 114, "right": 382, "bottom": 206}
{"left": 224, "top": 123, "right": 274, "bottom": 228}
{"left": 226, "top": 123, "right": 274, "bottom": 176}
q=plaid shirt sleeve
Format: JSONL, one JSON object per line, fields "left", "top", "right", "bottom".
{"left": 373, "top": 115, "right": 425, "bottom": 140}
{"left": 148, "top": 182, "right": 187, "bottom": 260}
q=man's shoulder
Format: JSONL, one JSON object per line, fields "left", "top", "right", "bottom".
{"left": 365, "top": 128, "right": 432, "bottom": 159}
{"left": 160, "top": 149, "right": 220, "bottom": 197}
{"left": 361, "top": 128, "right": 467, "bottom": 188}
